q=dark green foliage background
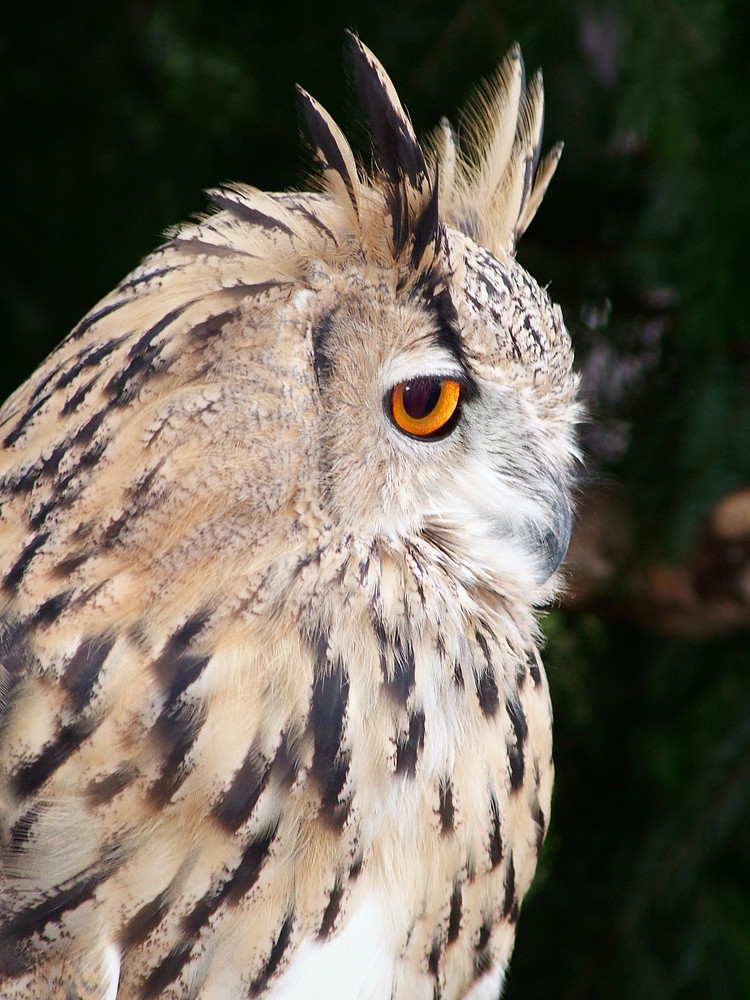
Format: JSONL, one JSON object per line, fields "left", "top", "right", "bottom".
{"left": 3, "top": 3, "right": 750, "bottom": 997}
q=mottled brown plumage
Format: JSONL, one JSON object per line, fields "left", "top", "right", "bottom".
{"left": 0, "top": 35, "right": 578, "bottom": 999}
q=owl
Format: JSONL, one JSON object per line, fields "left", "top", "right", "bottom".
{"left": 0, "top": 34, "right": 578, "bottom": 1000}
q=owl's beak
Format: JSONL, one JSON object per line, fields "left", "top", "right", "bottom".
{"left": 537, "top": 497, "right": 572, "bottom": 583}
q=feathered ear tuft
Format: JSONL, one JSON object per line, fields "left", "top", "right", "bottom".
{"left": 427, "top": 45, "right": 561, "bottom": 256}
{"left": 345, "top": 32, "right": 428, "bottom": 194}
{"left": 297, "top": 85, "right": 361, "bottom": 224}
{"left": 345, "top": 31, "right": 442, "bottom": 268}
{"left": 296, "top": 38, "right": 558, "bottom": 267}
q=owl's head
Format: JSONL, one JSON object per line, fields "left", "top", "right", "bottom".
{"left": 0, "top": 36, "right": 578, "bottom": 634}
{"left": 279, "top": 35, "right": 579, "bottom": 602}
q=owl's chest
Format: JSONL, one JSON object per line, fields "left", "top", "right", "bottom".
{"left": 275, "top": 615, "right": 554, "bottom": 999}
{"left": 110, "top": 597, "right": 552, "bottom": 999}
{"left": 265, "top": 891, "right": 505, "bottom": 1000}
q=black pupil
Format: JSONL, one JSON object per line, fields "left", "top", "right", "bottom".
{"left": 402, "top": 378, "right": 441, "bottom": 419}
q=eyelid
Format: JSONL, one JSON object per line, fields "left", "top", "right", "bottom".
{"left": 382, "top": 354, "right": 468, "bottom": 389}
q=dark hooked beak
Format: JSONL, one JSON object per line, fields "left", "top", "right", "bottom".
{"left": 537, "top": 497, "right": 572, "bottom": 583}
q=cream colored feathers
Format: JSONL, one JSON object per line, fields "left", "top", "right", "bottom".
{"left": 0, "top": 34, "right": 578, "bottom": 999}
{"left": 428, "top": 43, "right": 563, "bottom": 255}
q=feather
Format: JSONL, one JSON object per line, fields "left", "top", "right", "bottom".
{"left": 427, "top": 46, "right": 560, "bottom": 255}
{"left": 345, "top": 31, "right": 439, "bottom": 264}
{"left": 297, "top": 86, "right": 361, "bottom": 224}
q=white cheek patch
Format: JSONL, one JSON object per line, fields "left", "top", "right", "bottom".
{"left": 428, "top": 474, "right": 549, "bottom": 587}
{"left": 431, "top": 509, "right": 540, "bottom": 592}
{"left": 425, "top": 424, "right": 571, "bottom": 590}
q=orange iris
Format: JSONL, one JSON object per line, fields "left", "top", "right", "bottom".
{"left": 390, "top": 377, "right": 461, "bottom": 438}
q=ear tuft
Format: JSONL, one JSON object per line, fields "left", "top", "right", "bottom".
{"left": 344, "top": 31, "right": 441, "bottom": 266}
{"left": 426, "top": 45, "right": 561, "bottom": 255}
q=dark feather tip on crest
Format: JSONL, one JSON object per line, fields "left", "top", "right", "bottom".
{"left": 343, "top": 31, "right": 442, "bottom": 264}
{"left": 296, "top": 86, "right": 359, "bottom": 216}
{"left": 344, "top": 31, "right": 427, "bottom": 190}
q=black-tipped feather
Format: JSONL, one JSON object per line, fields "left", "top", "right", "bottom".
{"left": 345, "top": 32, "right": 427, "bottom": 189}
{"left": 344, "top": 32, "right": 443, "bottom": 265}
{"left": 410, "top": 167, "right": 442, "bottom": 269}
{"left": 297, "top": 87, "right": 360, "bottom": 218}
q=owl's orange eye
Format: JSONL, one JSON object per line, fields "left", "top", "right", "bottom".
{"left": 390, "top": 377, "right": 462, "bottom": 438}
